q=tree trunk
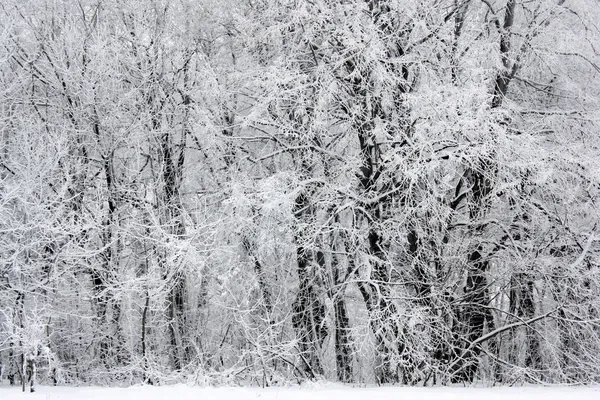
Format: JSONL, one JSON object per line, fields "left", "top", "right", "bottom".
{"left": 451, "top": 0, "right": 518, "bottom": 382}
{"left": 331, "top": 232, "right": 354, "bottom": 383}
{"left": 291, "top": 207, "right": 328, "bottom": 378}
{"left": 160, "top": 126, "right": 188, "bottom": 371}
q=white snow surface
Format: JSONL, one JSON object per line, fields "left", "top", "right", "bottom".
{"left": 1, "top": 384, "right": 599, "bottom": 400}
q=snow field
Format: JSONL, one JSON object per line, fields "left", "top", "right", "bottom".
{"left": 1, "top": 384, "right": 599, "bottom": 400}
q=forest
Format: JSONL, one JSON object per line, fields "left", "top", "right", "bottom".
{"left": 0, "top": 0, "right": 599, "bottom": 388}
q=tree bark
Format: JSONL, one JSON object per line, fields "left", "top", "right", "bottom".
{"left": 331, "top": 229, "right": 354, "bottom": 383}
{"left": 292, "top": 191, "right": 328, "bottom": 378}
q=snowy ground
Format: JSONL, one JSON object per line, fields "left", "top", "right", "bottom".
{"left": 1, "top": 384, "right": 599, "bottom": 400}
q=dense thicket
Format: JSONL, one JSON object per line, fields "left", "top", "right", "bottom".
{"left": 1, "top": 0, "right": 599, "bottom": 387}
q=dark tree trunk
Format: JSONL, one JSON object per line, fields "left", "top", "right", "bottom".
{"left": 331, "top": 234, "right": 354, "bottom": 383}
{"left": 91, "top": 114, "right": 123, "bottom": 367}
{"left": 291, "top": 246, "right": 328, "bottom": 378}
{"left": 353, "top": 114, "right": 407, "bottom": 384}
{"left": 160, "top": 126, "right": 188, "bottom": 371}
{"left": 452, "top": 246, "right": 493, "bottom": 382}
{"left": 335, "top": 0, "right": 412, "bottom": 383}
{"left": 8, "top": 340, "right": 16, "bottom": 385}
{"left": 450, "top": 0, "right": 518, "bottom": 382}
{"left": 333, "top": 294, "right": 353, "bottom": 382}
{"left": 242, "top": 237, "right": 274, "bottom": 318}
